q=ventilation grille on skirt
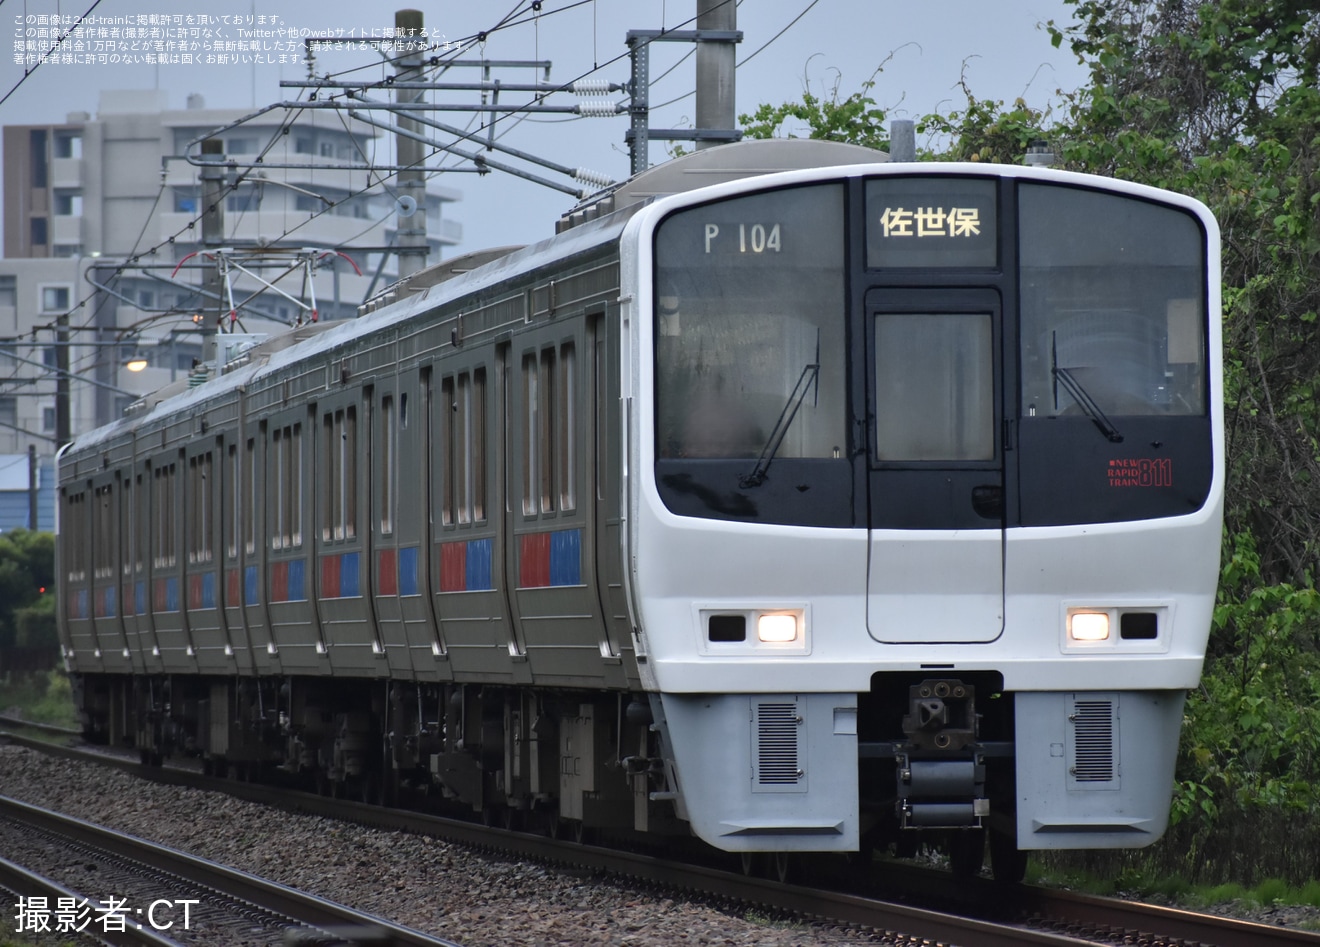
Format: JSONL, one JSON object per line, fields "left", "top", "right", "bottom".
{"left": 756, "top": 702, "right": 801, "bottom": 786}
{"left": 1071, "top": 699, "right": 1115, "bottom": 782}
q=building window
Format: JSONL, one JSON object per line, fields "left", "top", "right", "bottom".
{"left": 294, "top": 136, "right": 314, "bottom": 154}
{"left": 0, "top": 397, "right": 16, "bottom": 430}
{"left": 53, "top": 191, "right": 82, "bottom": 216}
{"left": 226, "top": 189, "right": 260, "bottom": 213}
{"left": 174, "top": 188, "right": 199, "bottom": 214}
{"left": 30, "top": 218, "right": 47, "bottom": 246}
{"left": 43, "top": 347, "right": 57, "bottom": 368}
{"left": 41, "top": 286, "right": 70, "bottom": 311}
{"left": 29, "top": 130, "right": 47, "bottom": 188}
{"left": 0, "top": 277, "right": 15, "bottom": 307}
{"left": 173, "top": 343, "right": 202, "bottom": 371}
{"left": 43, "top": 406, "right": 56, "bottom": 431}
{"left": 53, "top": 132, "right": 81, "bottom": 159}
{"left": 227, "top": 137, "right": 255, "bottom": 154}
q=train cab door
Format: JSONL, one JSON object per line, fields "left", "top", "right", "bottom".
{"left": 864, "top": 287, "right": 1006, "bottom": 644}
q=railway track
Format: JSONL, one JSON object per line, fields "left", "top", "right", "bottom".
{"left": 0, "top": 851, "right": 183, "bottom": 947}
{"left": 3, "top": 725, "right": 1318, "bottom": 947}
{"left": 0, "top": 789, "right": 462, "bottom": 947}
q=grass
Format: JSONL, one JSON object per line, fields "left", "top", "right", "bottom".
{"left": 1030, "top": 859, "right": 1320, "bottom": 912}
{"left": 0, "top": 669, "right": 78, "bottom": 729}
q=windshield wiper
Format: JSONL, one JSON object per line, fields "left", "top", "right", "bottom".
{"left": 1051, "top": 331, "right": 1123, "bottom": 443}
{"left": 741, "top": 348, "right": 821, "bottom": 488}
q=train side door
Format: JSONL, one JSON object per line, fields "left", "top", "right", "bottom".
{"left": 864, "top": 287, "right": 1005, "bottom": 644}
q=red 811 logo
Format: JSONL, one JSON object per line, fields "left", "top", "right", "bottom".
{"left": 1107, "top": 458, "right": 1172, "bottom": 488}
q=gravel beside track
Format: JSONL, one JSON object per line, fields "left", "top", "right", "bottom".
{"left": 0, "top": 745, "right": 883, "bottom": 947}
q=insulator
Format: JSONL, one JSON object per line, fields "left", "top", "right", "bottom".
{"left": 573, "top": 168, "right": 615, "bottom": 189}
{"left": 571, "top": 79, "right": 611, "bottom": 95}
{"left": 575, "top": 100, "right": 622, "bottom": 118}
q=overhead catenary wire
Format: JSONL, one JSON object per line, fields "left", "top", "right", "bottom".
{"left": 6, "top": 6, "right": 574, "bottom": 390}
{"left": 28, "top": 0, "right": 814, "bottom": 349}
{"left": 25, "top": 2, "right": 663, "bottom": 342}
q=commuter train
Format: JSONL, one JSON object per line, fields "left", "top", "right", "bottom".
{"left": 57, "top": 139, "right": 1223, "bottom": 882}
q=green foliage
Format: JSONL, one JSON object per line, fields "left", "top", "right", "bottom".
{"left": 0, "top": 668, "right": 76, "bottom": 728}
{"left": 1056, "top": 1, "right": 1320, "bottom": 884}
{"left": 0, "top": 529, "right": 54, "bottom": 649}
{"left": 916, "top": 69, "right": 1054, "bottom": 164}
{"left": 743, "top": 0, "right": 1320, "bottom": 886}
{"left": 14, "top": 592, "right": 56, "bottom": 648}
{"left": 1200, "top": 882, "right": 1248, "bottom": 905}
{"left": 739, "top": 66, "right": 890, "bottom": 151}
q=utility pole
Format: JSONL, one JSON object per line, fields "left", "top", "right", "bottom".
{"left": 625, "top": 9, "right": 742, "bottom": 174}
{"left": 199, "top": 137, "right": 225, "bottom": 364}
{"left": 28, "top": 444, "right": 38, "bottom": 530}
{"left": 54, "top": 314, "right": 69, "bottom": 449}
{"left": 87, "top": 258, "right": 117, "bottom": 427}
{"left": 694, "top": 0, "right": 736, "bottom": 151}
{"left": 394, "top": 9, "right": 429, "bottom": 279}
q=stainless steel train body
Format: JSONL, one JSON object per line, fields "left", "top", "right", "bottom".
{"left": 57, "top": 141, "right": 1223, "bottom": 877}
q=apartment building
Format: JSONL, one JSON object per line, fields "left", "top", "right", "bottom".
{"left": 0, "top": 89, "right": 462, "bottom": 528}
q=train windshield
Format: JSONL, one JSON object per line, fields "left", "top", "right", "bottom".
{"left": 653, "top": 184, "right": 846, "bottom": 461}
{"left": 1018, "top": 184, "right": 1206, "bottom": 419}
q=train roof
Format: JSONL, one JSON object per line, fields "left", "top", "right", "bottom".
{"left": 556, "top": 138, "right": 887, "bottom": 231}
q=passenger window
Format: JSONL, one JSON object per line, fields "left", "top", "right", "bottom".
{"left": 1019, "top": 184, "right": 1206, "bottom": 418}
{"left": 654, "top": 184, "right": 846, "bottom": 460}
{"left": 874, "top": 313, "right": 994, "bottom": 461}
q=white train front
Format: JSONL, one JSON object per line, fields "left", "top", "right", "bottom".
{"left": 623, "top": 153, "right": 1221, "bottom": 878}
{"left": 58, "top": 141, "right": 1223, "bottom": 881}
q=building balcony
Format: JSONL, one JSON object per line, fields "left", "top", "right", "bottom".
{"left": 51, "top": 157, "right": 83, "bottom": 189}
{"left": 51, "top": 216, "right": 82, "bottom": 247}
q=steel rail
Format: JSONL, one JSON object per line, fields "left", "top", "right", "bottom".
{"left": 0, "top": 793, "right": 463, "bottom": 947}
{"left": 7, "top": 729, "right": 1320, "bottom": 946}
{"left": 0, "top": 713, "right": 79, "bottom": 737}
{"left": 0, "top": 854, "right": 183, "bottom": 947}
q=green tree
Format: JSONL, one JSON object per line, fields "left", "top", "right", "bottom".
{"left": 742, "top": 0, "right": 1320, "bottom": 882}
{"left": 0, "top": 529, "right": 54, "bottom": 649}
{"left": 739, "top": 57, "right": 893, "bottom": 151}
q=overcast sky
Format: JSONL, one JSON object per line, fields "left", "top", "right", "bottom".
{"left": 3, "top": 0, "right": 1090, "bottom": 253}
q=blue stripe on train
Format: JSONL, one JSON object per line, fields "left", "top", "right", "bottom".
{"left": 399, "top": 546, "right": 419, "bottom": 597}
{"left": 550, "top": 529, "right": 582, "bottom": 586}
{"left": 467, "top": 538, "right": 493, "bottom": 591}
{"left": 340, "top": 551, "right": 359, "bottom": 598}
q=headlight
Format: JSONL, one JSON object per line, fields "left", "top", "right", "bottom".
{"left": 756, "top": 613, "right": 798, "bottom": 643}
{"left": 1067, "top": 610, "right": 1110, "bottom": 642}
{"left": 700, "top": 606, "right": 809, "bottom": 652}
